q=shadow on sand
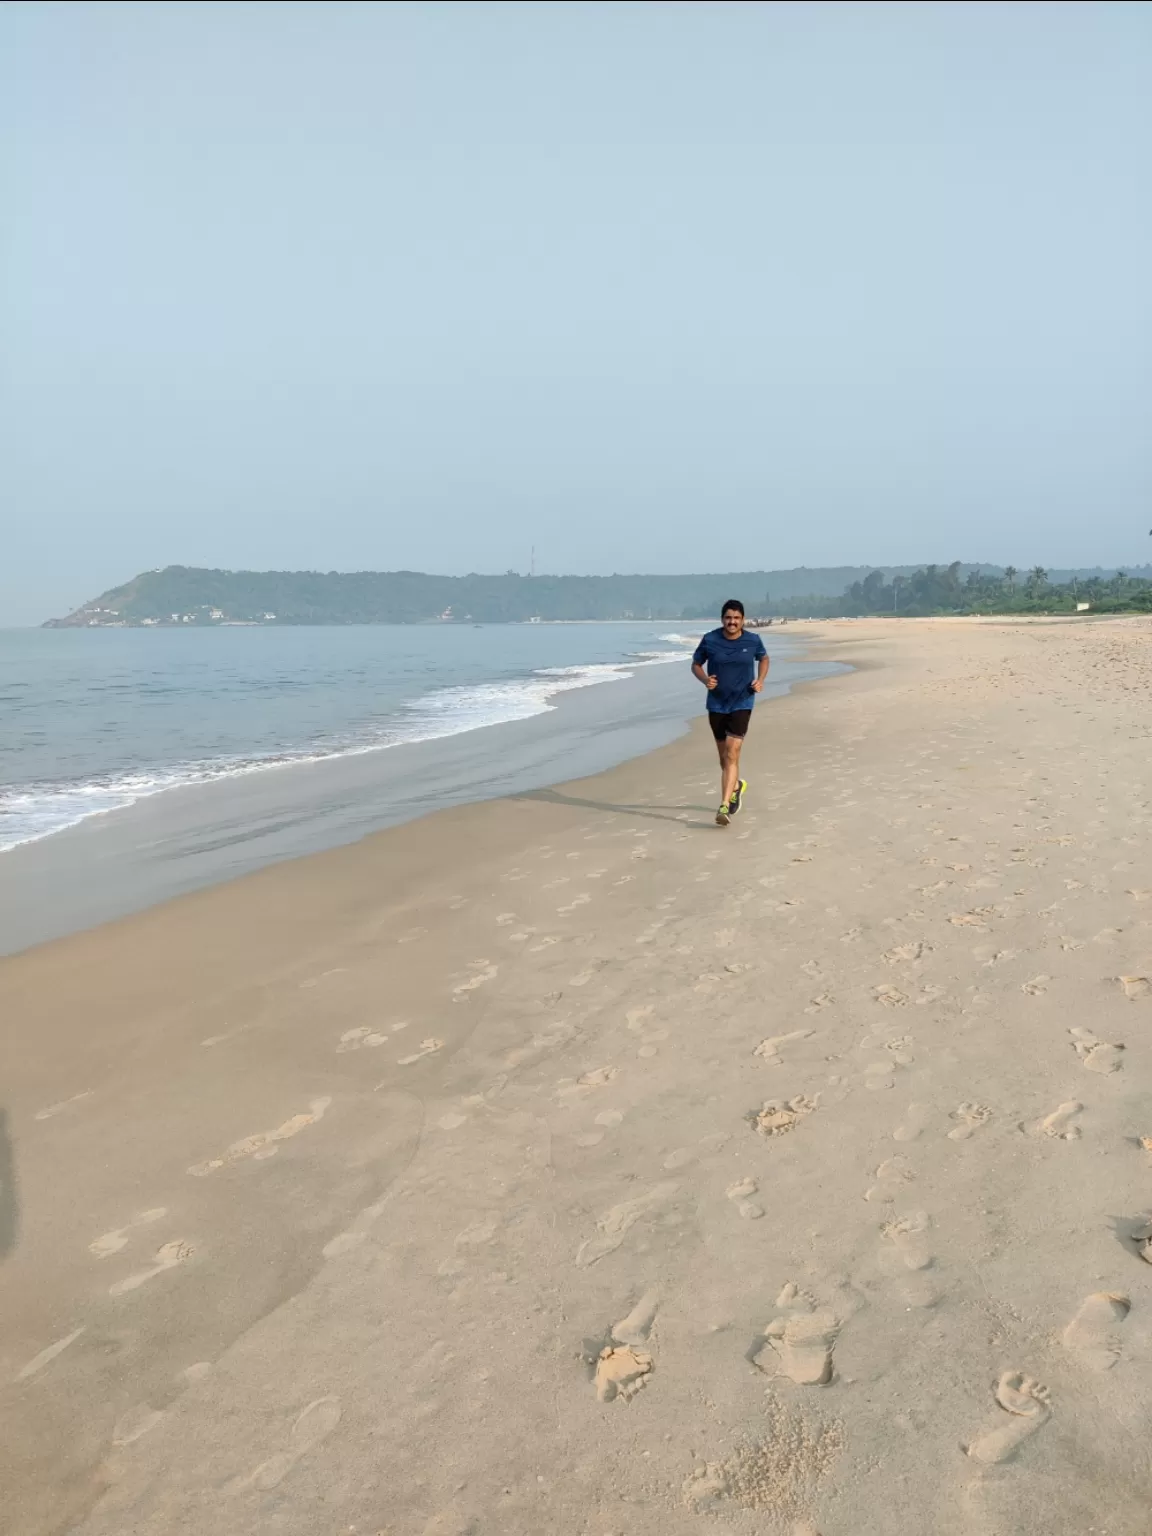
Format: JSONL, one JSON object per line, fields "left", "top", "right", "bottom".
{"left": 513, "top": 786, "right": 716, "bottom": 828}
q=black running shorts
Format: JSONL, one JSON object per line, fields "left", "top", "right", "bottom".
{"left": 708, "top": 709, "right": 752, "bottom": 741}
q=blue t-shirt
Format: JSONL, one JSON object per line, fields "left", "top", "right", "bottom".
{"left": 693, "top": 627, "right": 767, "bottom": 713}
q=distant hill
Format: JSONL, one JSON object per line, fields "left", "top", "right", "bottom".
{"left": 43, "top": 562, "right": 1152, "bottom": 628}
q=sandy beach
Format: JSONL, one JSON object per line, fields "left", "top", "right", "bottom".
{"left": 2, "top": 614, "right": 1151, "bottom": 1536}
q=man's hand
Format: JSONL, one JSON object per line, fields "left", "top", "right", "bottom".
{"left": 750, "top": 678, "right": 763, "bottom": 693}
{"left": 706, "top": 674, "right": 719, "bottom": 690}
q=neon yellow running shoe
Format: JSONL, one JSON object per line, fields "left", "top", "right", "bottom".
{"left": 716, "top": 801, "right": 731, "bottom": 826}
{"left": 729, "top": 779, "right": 748, "bottom": 816}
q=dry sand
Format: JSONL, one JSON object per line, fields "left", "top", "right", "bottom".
{"left": 2, "top": 614, "right": 1151, "bottom": 1536}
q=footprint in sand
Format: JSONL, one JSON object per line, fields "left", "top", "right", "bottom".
{"left": 1027, "top": 1100, "right": 1083, "bottom": 1140}
{"left": 966, "top": 1373, "right": 1051, "bottom": 1464}
{"left": 452, "top": 961, "right": 497, "bottom": 997}
{"left": 612, "top": 1287, "right": 660, "bottom": 1347}
{"left": 575, "top": 1182, "right": 679, "bottom": 1268}
{"left": 188, "top": 1098, "right": 332, "bottom": 1176}
{"left": 883, "top": 941, "right": 931, "bottom": 965}
{"left": 726, "top": 1176, "right": 764, "bottom": 1220}
{"left": 225, "top": 1396, "right": 342, "bottom": 1493}
{"left": 880, "top": 1211, "right": 934, "bottom": 1270}
{"left": 1063, "top": 1292, "right": 1130, "bottom": 1371}
{"left": 893, "top": 1104, "right": 931, "bottom": 1142}
{"left": 873, "top": 985, "right": 908, "bottom": 1008}
{"left": 397, "top": 1038, "right": 443, "bottom": 1066}
{"left": 109, "top": 1239, "right": 194, "bottom": 1297}
{"left": 336, "top": 1026, "right": 389, "bottom": 1053}
{"left": 1069, "top": 1027, "right": 1124, "bottom": 1074}
{"left": 753, "top": 1030, "right": 815, "bottom": 1066}
{"left": 948, "top": 1104, "right": 991, "bottom": 1141}
{"left": 1119, "top": 975, "right": 1151, "bottom": 1001}
{"left": 750, "top": 1096, "right": 819, "bottom": 1138}
{"left": 1130, "top": 1218, "right": 1152, "bottom": 1265}
{"left": 950, "top": 910, "right": 994, "bottom": 930}
{"left": 753, "top": 1284, "right": 840, "bottom": 1386}
{"left": 594, "top": 1344, "right": 653, "bottom": 1402}
{"left": 89, "top": 1207, "right": 167, "bottom": 1258}
{"left": 864, "top": 1155, "right": 915, "bottom": 1202}
{"left": 1021, "top": 976, "right": 1050, "bottom": 997}
{"left": 864, "top": 1062, "right": 896, "bottom": 1091}
{"left": 577, "top": 1065, "right": 617, "bottom": 1087}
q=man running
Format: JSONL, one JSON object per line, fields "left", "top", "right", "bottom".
{"left": 692, "top": 599, "right": 769, "bottom": 825}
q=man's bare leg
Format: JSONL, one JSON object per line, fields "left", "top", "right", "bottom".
{"left": 721, "top": 736, "right": 743, "bottom": 807}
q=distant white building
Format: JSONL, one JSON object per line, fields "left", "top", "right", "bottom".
{"left": 263, "top": 612, "right": 277, "bottom": 621}
{"left": 209, "top": 608, "right": 224, "bottom": 620}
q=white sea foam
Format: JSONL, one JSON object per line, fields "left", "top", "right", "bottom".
{"left": 0, "top": 644, "right": 692, "bottom": 853}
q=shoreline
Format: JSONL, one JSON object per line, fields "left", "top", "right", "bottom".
{"left": 0, "top": 636, "right": 844, "bottom": 955}
{"left": 3, "top": 614, "right": 1150, "bottom": 1536}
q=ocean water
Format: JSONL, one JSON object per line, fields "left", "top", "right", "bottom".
{"left": 0, "top": 623, "right": 697, "bottom": 852}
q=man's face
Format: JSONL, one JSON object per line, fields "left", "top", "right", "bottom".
{"left": 722, "top": 608, "right": 744, "bottom": 637}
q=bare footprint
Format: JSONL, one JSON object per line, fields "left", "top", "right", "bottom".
{"left": 1069, "top": 1027, "right": 1124, "bottom": 1074}
{"left": 881, "top": 1211, "right": 934, "bottom": 1271}
{"left": 336, "top": 1026, "right": 388, "bottom": 1053}
{"left": 453, "top": 961, "right": 497, "bottom": 997}
{"left": 751, "top": 1095, "right": 819, "bottom": 1138}
{"left": 226, "top": 1396, "right": 342, "bottom": 1492}
{"left": 966, "top": 1373, "right": 1051, "bottom": 1464}
{"left": 188, "top": 1097, "right": 332, "bottom": 1176}
{"left": 874, "top": 985, "right": 908, "bottom": 1008}
{"left": 1119, "top": 975, "right": 1150, "bottom": 1001}
{"left": 883, "top": 940, "right": 931, "bottom": 964}
{"left": 109, "top": 1240, "right": 194, "bottom": 1297}
{"left": 1062, "top": 1292, "right": 1130, "bottom": 1371}
{"left": 89, "top": 1207, "right": 167, "bottom": 1258}
{"left": 864, "top": 1155, "right": 915, "bottom": 1202}
{"left": 948, "top": 1104, "right": 991, "bottom": 1142}
{"left": 612, "top": 1288, "right": 660, "bottom": 1347}
{"left": 755, "top": 1310, "right": 841, "bottom": 1386}
{"left": 893, "top": 1103, "right": 931, "bottom": 1142}
{"left": 577, "top": 1065, "right": 617, "bottom": 1087}
{"left": 1027, "top": 1100, "right": 1083, "bottom": 1140}
{"left": 397, "top": 1038, "right": 443, "bottom": 1066}
{"left": 726, "top": 1176, "right": 764, "bottom": 1220}
{"left": 575, "top": 1182, "right": 679, "bottom": 1268}
{"left": 594, "top": 1345, "right": 653, "bottom": 1402}
{"left": 753, "top": 1029, "right": 814, "bottom": 1066}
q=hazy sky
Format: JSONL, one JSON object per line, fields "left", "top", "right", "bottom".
{"left": 2, "top": 2, "right": 1149, "bottom": 624}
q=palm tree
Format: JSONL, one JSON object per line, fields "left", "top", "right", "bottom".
{"left": 1004, "top": 566, "right": 1018, "bottom": 591}
{"left": 1028, "top": 566, "right": 1048, "bottom": 592}
{"left": 1114, "top": 570, "right": 1126, "bottom": 596}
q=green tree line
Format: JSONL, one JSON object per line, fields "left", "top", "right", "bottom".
{"left": 774, "top": 562, "right": 1152, "bottom": 618}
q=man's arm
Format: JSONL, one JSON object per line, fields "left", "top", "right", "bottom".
{"left": 692, "top": 638, "right": 718, "bottom": 691}
{"left": 750, "top": 645, "right": 769, "bottom": 694}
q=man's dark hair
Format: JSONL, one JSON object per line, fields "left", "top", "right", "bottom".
{"left": 721, "top": 598, "right": 745, "bottom": 617}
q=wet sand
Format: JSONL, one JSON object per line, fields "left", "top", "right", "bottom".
{"left": 2, "top": 615, "right": 1150, "bottom": 1536}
